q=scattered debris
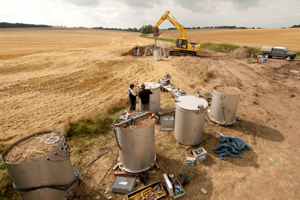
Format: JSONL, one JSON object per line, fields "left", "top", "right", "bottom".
{"left": 88, "top": 150, "right": 108, "bottom": 166}
{"left": 121, "top": 45, "right": 173, "bottom": 57}
{"left": 201, "top": 188, "right": 208, "bottom": 195}
{"left": 186, "top": 156, "right": 195, "bottom": 166}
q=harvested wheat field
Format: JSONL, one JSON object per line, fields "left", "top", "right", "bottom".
{"left": 0, "top": 28, "right": 300, "bottom": 200}
{"left": 160, "top": 28, "right": 300, "bottom": 51}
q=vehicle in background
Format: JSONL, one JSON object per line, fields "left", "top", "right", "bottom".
{"left": 261, "top": 46, "right": 297, "bottom": 61}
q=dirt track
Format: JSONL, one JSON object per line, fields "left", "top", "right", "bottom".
{"left": 0, "top": 29, "right": 300, "bottom": 200}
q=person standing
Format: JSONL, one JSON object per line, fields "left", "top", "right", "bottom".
{"left": 139, "top": 84, "right": 153, "bottom": 111}
{"left": 128, "top": 84, "right": 137, "bottom": 111}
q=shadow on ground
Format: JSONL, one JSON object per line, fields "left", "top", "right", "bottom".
{"left": 203, "top": 132, "right": 259, "bottom": 168}
{"left": 156, "top": 154, "right": 213, "bottom": 200}
{"left": 234, "top": 119, "right": 285, "bottom": 142}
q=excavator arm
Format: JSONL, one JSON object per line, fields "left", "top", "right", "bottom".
{"left": 152, "top": 11, "right": 186, "bottom": 39}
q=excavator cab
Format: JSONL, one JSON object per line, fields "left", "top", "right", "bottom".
{"left": 176, "top": 39, "right": 188, "bottom": 49}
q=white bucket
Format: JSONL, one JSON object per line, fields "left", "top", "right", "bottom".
{"left": 153, "top": 49, "right": 162, "bottom": 61}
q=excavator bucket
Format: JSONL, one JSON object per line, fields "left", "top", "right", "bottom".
{"left": 153, "top": 30, "right": 162, "bottom": 37}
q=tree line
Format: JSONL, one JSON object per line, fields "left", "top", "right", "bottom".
{"left": 0, "top": 22, "right": 50, "bottom": 28}
{"left": 0, "top": 22, "right": 158, "bottom": 34}
{"left": 291, "top": 24, "right": 300, "bottom": 28}
{"left": 92, "top": 25, "right": 159, "bottom": 34}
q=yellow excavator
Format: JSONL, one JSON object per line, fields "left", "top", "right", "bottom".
{"left": 152, "top": 11, "right": 200, "bottom": 56}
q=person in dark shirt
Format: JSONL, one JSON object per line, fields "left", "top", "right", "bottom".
{"left": 138, "top": 84, "right": 153, "bottom": 111}
{"left": 128, "top": 84, "right": 137, "bottom": 111}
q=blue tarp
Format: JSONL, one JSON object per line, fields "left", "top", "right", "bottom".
{"left": 213, "top": 135, "right": 251, "bottom": 160}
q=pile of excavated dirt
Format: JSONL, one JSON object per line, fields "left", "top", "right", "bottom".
{"left": 228, "top": 46, "right": 254, "bottom": 59}
{"left": 272, "top": 62, "right": 300, "bottom": 76}
{"left": 121, "top": 45, "right": 173, "bottom": 57}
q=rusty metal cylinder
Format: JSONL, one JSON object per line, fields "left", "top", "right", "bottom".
{"left": 1, "top": 130, "right": 77, "bottom": 200}
{"left": 117, "top": 120, "right": 156, "bottom": 173}
{"left": 174, "top": 96, "right": 208, "bottom": 146}
{"left": 209, "top": 86, "right": 241, "bottom": 126}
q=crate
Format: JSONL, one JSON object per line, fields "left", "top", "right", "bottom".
{"left": 192, "top": 147, "right": 207, "bottom": 162}
{"left": 161, "top": 116, "right": 174, "bottom": 127}
{"left": 127, "top": 181, "right": 166, "bottom": 200}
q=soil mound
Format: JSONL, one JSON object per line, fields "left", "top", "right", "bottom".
{"left": 228, "top": 46, "right": 254, "bottom": 59}
{"left": 121, "top": 45, "right": 173, "bottom": 57}
{"left": 273, "top": 62, "right": 300, "bottom": 76}
{"left": 215, "top": 86, "right": 240, "bottom": 94}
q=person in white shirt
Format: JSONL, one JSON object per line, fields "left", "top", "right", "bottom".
{"left": 128, "top": 84, "right": 137, "bottom": 111}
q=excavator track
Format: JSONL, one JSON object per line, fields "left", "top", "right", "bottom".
{"left": 169, "top": 50, "right": 197, "bottom": 57}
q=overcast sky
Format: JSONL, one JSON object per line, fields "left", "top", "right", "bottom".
{"left": 0, "top": 0, "right": 299, "bottom": 28}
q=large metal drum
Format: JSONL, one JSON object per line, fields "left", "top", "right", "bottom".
{"left": 139, "top": 82, "right": 161, "bottom": 113}
{"left": 209, "top": 86, "right": 241, "bottom": 126}
{"left": 174, "top": 96, "right": 208, "bottom": 146}
{"left": 1, "top": 130, "right": 77, "bottom": 200}
{"left": 117, "top": 120, "right": 156, "bottom": 173}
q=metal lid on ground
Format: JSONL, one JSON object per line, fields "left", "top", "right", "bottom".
{"left": 139, "top": 82, "right": 161, "bottom": 89}
{"left": 175, "top": 96, "right": 208, "bottom": 111}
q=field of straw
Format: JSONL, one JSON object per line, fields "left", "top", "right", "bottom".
{"left": 0, "top": 28, "right": 300, "bottom": 200}
{"left": 160, "top": 28, "right": 300, "bottom": 51}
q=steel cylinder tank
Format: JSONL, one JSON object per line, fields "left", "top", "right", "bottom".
{"left": 209, "top": 86, "right": 241, "bottom": 126}
{"left": 139, "top": 82, "right": 161, "bottom": 113}
{"left": 1, "top": 130, "right": 78, "bottom": 200}
{"left": 117, "top": 120, "right": 156, "bottom": 173}
{"left": 174, "top": 96, "right": 208, "bottom": 146}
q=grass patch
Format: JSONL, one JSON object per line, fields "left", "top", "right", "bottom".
{"left": 198, "top": 67, "right": 215, "bottom": 83}
{"left": 248, "top": 58, "right": 257, "bottom": 64}
{"left": 294, "top": 51, "right": 300, "bottom": 59}
{"left": 0, "top": 159, "right": 19, "bottom": 199}
{"left": 203, "top": 70, "right": 215, "bottom": 82}
{"left": 0, "top": 144, "right": 4, "bottom": 154}
{"left": 139, "top": 34, "right": 176, "bottom": 45}
{"left": 65, "top": 99, "right": 128, "bottom": 138}
{"left": 201, "top": 42, "right": 239, "bottom": 53}
{"left": 65, "top": 113, "right": 115, "bottom": 138}
{"left": 248, "top": 47, "right": 260, "bottom": 55}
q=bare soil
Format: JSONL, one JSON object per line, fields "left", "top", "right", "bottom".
{"left": 215, "top": 86, "right": 240, "bottom": 94}
{"left": 0, "top": 29, "right": 300, "bottom": 200}
{"left": 228, "top": 46, "right": 254, "bottom": 59}
{"left": 121, "top": 45, "right": 173, "bottom": 57}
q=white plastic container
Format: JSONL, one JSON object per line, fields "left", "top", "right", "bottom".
{"left": 153, "top": 49, "right": 162, "bottom": 61}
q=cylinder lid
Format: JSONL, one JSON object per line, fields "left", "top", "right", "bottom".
{"left": 176, "top": 96, "right": 208, "bottom": 111}
{"left": 139, "top": 82, "right": 160, "bottom": 89}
